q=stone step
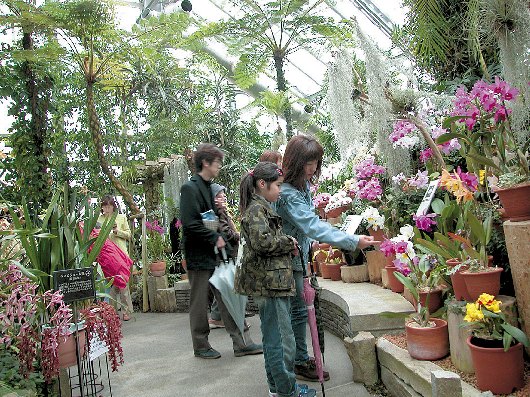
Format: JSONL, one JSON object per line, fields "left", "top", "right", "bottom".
{"left": 317, "top": 279, "right": 414, "bottom": 337}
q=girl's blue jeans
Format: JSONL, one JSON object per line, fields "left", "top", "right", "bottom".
{"left": 255, "top": 296, "right": 296, "bottom": 397}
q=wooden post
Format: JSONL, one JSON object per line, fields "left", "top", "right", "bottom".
{"left": 141, "top": 214, "right": 149, "bottom": 312}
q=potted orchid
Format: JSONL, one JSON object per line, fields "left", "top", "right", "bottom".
{"left": 324, "top": 190, "right": 352, "bottom": 219}
{"left": 380, "top": 230, "right": 449, "bottom": 361}
{"left": 439, "top": 77, "right": 529, "bottom": 220}
{"left": 146, "top": 219, "right": 168, "bottom": 276}
{"left": 361, "top": 206, "right": 386, "bottom": 241}
{"left": 0, "top": 260, "right": 124, "bottom": 392}
{"left": 353, "top": 156, "right": 386, "bottom": 202}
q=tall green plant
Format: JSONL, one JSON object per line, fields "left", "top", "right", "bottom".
{"left": 4, "top": 185, "right": 115, "bottom": 291}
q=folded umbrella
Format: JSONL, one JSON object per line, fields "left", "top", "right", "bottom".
{"left": 302, "top": 276, "right": 326, "bottom": 396}
{"left": 209, "top": 247, "right": 248, "bottom": 335}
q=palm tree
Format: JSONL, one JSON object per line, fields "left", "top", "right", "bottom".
{"left": 48, "top": 0, "right": 191, "bottom": 214}
{"left": 220, "top": 0, "right": 356, "bottom": 138}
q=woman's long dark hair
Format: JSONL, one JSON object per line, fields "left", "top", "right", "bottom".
{"left": 239, "top": 162, "right": 283, "bottom": 213}
{"left": 282, "top": 134, "right": 324, "bottom": 190}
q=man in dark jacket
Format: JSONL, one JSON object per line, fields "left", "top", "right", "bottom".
{"left": 180, "top": 143, "right": 262, "bottom": 359}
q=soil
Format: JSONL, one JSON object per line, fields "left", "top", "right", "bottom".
{"left": 382, "top": 333, "right": 530, "bottom": 397}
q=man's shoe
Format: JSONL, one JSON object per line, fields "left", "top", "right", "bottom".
{"left": 208, "top": 319, "right": 225, "bottom": 329}
{"left": 294, "top": 359, "right": 330, "bottom": 381}
{"left": 194, "top": 348, "right": 221, "bottom": 359}
{"left": 234, "top": 343, "right": 263, "bottom": 357}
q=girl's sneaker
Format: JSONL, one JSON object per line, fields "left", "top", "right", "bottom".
{"left": 268, "top": 391, "right": 277, "bottom": 397}
{"left": 296, "top": 384, "right": 316, "bottom": 397}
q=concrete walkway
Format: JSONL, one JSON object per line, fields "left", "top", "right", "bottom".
{"left": 110, "top": 312, "right": 373, "bottom": 397}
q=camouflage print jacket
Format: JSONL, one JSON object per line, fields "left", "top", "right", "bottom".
{"left": 234, "top": 194, "right": 296, "bottom": 298}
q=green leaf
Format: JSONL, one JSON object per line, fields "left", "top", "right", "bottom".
{"left": 466, "top": 152, "right": 501, "bottom": 171}
{"left": 442, "top": 116, "right": 468, "bottom": 129}
{"left": 501, "top": 323, "right": 530, "bottom": 347}
{"left": 394, "top": 272, "right": 418, "bottom": 301}
{"left": 431, "top": 198, "right": 445, "bottom": 214}
{"left": 435, "top": 131, "right": 469, "bottom": 145}
{"left": 467, "top": 212, "right": 485, "bottom": 244}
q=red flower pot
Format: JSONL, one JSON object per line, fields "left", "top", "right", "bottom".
{"left": 149, "top": 260, "right": 166, "bottom": 277}
{"left": 414, "top": 287, "right": 444, "bottom": 314}
{"left": 326, "top": 263, "right": 342, "bottom": 281}
{"left": 368, "top": 227, "right": 386, "bottom": 242}
{"left": 467, "top": 336, "right": 525, "bottom": 394}
{"left": 461, "top": 267, "right": 502, "bottom": 301}
{"left": 405, "top": 318, "right": 449, "bottom": 360}
{"left": 325, "top": 204, "right": 349, "bottom": 219}
{"left": 320, "top": 263, "right": 331, "bottom": 279}
{"left": 58, "top": 328, "right": 87, "bottom": 369}
{"left": 447, "top": 259, "right": 471, "bottom": 301}
{"left": 385, "top": 264, "right": 404, "bottom": 293}
{"left": 495, "top": 182, "right": 530, "bottom": 221}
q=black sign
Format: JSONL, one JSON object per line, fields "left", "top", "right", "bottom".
{"left": 53, "top": 267, "right": 95, "bottom": 303}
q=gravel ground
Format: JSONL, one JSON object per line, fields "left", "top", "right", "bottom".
{"left": 382, "top": 333, "right": 529, "bottom": 397}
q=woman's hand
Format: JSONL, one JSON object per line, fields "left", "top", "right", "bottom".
{"left": 357, "top": 235, "right": 381, "bottom": 250}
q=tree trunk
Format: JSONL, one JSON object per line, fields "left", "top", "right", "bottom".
{"left": 20, "top": 31, "right": 52, "bottom": 207}
{"left": 86, "top": 82, "right": 140, "bottom": 215}
{"left": 273, "top": 51, "right": 293, "bottom": 139}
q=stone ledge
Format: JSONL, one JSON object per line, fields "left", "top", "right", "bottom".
{"left": 318, "top": 279, "right": 414, "bottom": 336}
{"left": 377, "top": 338, "right": 481, "bottom": 397}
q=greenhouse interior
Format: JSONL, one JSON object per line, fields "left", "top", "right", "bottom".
{"left": 1, "top": 0, "right": 529, "bottom": 396}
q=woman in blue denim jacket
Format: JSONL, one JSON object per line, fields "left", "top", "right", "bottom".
{"left": 275, "top": 135, "right": 379, "bottom": 381}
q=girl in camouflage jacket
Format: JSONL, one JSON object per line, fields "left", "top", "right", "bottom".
{"left": 235, "top": 162, "right": 316, "bottom": 397}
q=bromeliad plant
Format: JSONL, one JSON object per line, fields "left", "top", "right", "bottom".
{"left": 463, "top": 293, "right": 529, "bottom": 351}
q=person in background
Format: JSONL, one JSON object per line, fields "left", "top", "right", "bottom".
{"left": 180, "top": 143, "right": 262, "bottom": 359}
{"left": 275, "top": 135, "right": 380, "bottom": 382}
{"left": 260, "top": 150, "right": 283, "bottom": 167}
{"left": 98, "top": 195, "right": 134, "bottom": 321}
{"left": 208, "top": 183, "right": 240, "bottom": 329}
{"left": 235, "top": 161, "right": 316, "bottom": 397}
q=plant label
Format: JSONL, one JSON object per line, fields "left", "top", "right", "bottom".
{"left": 340, "top": 215, "right": 363, "bottom": 235}
{"left": 53, "top": 267, "right": 95, "bottom": 303}
{"left": 416, "top": 179, "right": 440, "bottom": 216}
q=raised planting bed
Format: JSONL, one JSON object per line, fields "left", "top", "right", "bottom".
{"left": 381, "top": 333, "right": 530, "bottom": 397}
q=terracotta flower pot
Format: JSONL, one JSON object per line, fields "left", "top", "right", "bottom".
{"left": 466, "top": 336, "right": 525, "bottom": 394}
{"left": 326, "top": 262, "right": 342, "bottom": 281}
{"left": 446, "top": 259, "right": 471, "bottom": 301}
{"left": 461, "top": 267, "right": 502, "bottom": 301}
{"left": 320, "top": 262, "right": 331, "bottom": 279}
{"left": 414, "top": 287, "right": 444, "bottom": 314}
{"left": 149, "top": 260, "right": 166, "bottom": 277}
{"left": 58, "top": 328, "right": 87, "bottom": 369}
{"left": 385, "top": 264, "right": 404, "bottom": 293}
{"left": 325, "top": 204, "right": 349, "bottom": 219}
{"left": 495, "top": 182, "right": 530, "bottom": 221}
{"left": 367, "top": 227, "right": 386, "bottom": 243}
{"left": 405, "top": 318, "right": 449, "bottom": 360}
